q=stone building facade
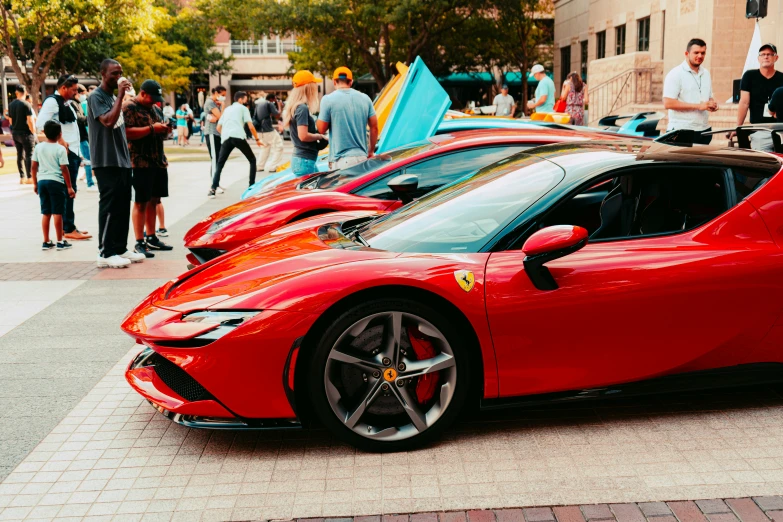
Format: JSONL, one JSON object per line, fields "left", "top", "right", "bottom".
{"left": 554, "top": 0, "right": 765, "bottom": 125}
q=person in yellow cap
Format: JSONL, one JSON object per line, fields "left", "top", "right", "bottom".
{"left": 317, "top": 67, "right": 378, "bottom": 170}
{"left": 281, "top": 70, "right": 328, "bottom": 176}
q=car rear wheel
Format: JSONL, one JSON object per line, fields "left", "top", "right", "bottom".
{"left": 308, "top": 298, "right": 471, "bottom": 452}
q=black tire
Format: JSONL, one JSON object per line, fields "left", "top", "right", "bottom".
{"left": 307, "top": 298, "right": 472, "bottom": 452}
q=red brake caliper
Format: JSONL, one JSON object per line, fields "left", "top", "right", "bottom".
{"left": 408, "top": 329, "right": 438, "bottom": 404}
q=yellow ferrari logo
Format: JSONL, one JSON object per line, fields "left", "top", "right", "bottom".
{"left": 383, "top": 368, "right": 398, "bottom": 381}
{"left": 454, "top": 270, "right": 475, "bottom": 292}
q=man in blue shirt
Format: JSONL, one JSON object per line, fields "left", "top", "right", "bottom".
{"left": 527, "top": 64, "right": 556, "bottom": 114}
{"left": 317, "top": 67, "right": 378, "bottom": 170}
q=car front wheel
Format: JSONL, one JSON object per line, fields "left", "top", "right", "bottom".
{"left": 308, "top": 298, "right": 471, "bottom": 452}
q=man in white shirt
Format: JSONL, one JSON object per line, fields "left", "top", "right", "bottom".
{"left": 208, "top": 91, "right": 262, "bottom": 198}
{"left": 37, "top": 74, "right": 92, "bottom": 240}
{"left": 662, "top": 38, "right": 718, "bottom": 144}
{"left": 493, "top": 85, "right": 515, "bottom": 117}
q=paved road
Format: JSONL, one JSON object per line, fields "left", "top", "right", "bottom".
{"left": 2, "top": 150, "right": 783, "bottom": 520}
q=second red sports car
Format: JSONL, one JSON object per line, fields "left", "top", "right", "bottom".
{"left": 124, "top": 140, "right": 783, "bottom": 451}
{"left": 184, "top": 128, "right": 625, "bottom": 265}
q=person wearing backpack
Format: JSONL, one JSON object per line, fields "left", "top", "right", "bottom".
{"left": 254, "top": 93, "right": 284, "bottom": 173}
{"left": 36, "top": 74, "right": 91, "bottom": 240}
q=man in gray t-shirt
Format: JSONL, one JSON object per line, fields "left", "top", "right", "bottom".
{"left": 254, "top": 93, "right": 284, "bottom": 172}
{"left": 88, "top": 59, "right": 144, "bottom": 268}
{"left": 493, "top": 85, "right": 516, "bottom": 116}
{"left": 203, "top": 86, "right": 225, "bottom": 181}
{"left": 317, "top": 67, "right": 378, "bottom": 170}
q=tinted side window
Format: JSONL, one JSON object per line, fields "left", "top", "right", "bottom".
{"left": 539, "top": 166, "right": 730, "bottom": 240}
{"left": 732, "top": 169, "right": 772, "bottom": 200}
{"left": 354, "top": 145, "right": 530, "bottom": 200}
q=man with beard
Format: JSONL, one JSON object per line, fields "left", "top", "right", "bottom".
{"left": 123, "top": 79, "right": 174, "bottom": 258}
{"left": 662, "top": 38, "right": 718, "bottom": 144}
{"left": 88, "top": 59, "right": 146, "bottom": 268}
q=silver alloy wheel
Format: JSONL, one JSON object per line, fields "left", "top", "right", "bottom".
{"left": 324, "top": 311, "right": 457, "bottom": 441}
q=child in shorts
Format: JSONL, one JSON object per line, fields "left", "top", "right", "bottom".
{"left": 32, "top": 120, "right": 75, "bottom": 250}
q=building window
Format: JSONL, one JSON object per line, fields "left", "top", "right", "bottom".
{"left": 637, "top": 17, "right": 650, "bottom": 52}
{"left": 230, "top": 35, "right": 300, "bottom": 55}
{"left": 615, "top": 25, "right": 626, "bottom": 55}
{"left": 560, "top": 46, "right": 571, "bottom": 85}
{"left": 596, "top": 31, "right": 606, "bottom": 59}
{"left": 580, "top": 40, "right": 588, "bottom": 80}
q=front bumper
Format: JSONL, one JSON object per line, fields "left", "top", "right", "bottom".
{"left": 128, "top": 348, "right": 302, "bottom": 429}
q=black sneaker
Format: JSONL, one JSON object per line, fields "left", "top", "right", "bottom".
{"left": 146, "top": 236, "right": 173, "bottom": 251}
{"left": 42, "top": 241, "right": 54, "bottom": 250}
{"left": 56, "top": 240, "right": 72, "bottom": 250}
{"left": 207, "top": 189, "right": 216, "bottom": 198}
{"left": 156, "top": 228, "right": 169, "bottom": 237}
{"left": 134, "top": 241, "right": 155, "bottom": 258}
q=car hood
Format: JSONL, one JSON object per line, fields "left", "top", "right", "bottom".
{"left": 184, "top": 187, "right": 342, "bottom": 246}
{"left": 164, "top": 211, "right": 392, "bottom": 312}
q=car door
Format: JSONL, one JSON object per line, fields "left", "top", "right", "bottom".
{"left": 484, "top": 166, "right": 782, "bottom": 399}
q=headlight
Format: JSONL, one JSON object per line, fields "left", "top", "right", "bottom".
{"left": 182, "top": 310, "right": 260, "bottom": 326}
{"left": 169, "top": 311, "right": 261, "bottom": 345}
{"left": 207, "top": 211, "right": 254, "bottom": 234}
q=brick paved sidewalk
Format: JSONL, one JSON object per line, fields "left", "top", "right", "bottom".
{"left": 291, "top": 498, "right": 783, "bottom": 522}
{"left": 0, "top": 260, "right": 187, "bottom": 281}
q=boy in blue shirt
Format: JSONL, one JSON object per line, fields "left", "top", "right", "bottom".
{"left": 32, "top": 121, "right": 74, "bottom": 250}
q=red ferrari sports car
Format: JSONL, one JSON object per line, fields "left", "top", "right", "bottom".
{"left": 184, "top": 128, "right": 625, "bottom": 265}
{"left": 124, "top": 140, "right": 783, "bottom": 451}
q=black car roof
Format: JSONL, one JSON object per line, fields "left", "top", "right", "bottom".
{"left": 527, "top": 140, "right": 783, "bottom": 179}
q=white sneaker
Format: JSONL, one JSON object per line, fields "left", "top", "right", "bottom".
{"left": 119, "top": 250, "right": 146, "bottom": 263}
{"left": 86, "top": 186, "right": 98, "bottom": 192}
{"left": 216, "top": 186, "right": 225, "bottom": 194}
{"left": 78, "top": 172, "right": 86, "bottom": 181}
{"left": 97, "top": 254, "right": 131, "bottom": 268}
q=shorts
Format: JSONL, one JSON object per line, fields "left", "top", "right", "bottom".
{"left": 132, "top": 168, "right": 168, "bottom": 202}
{"left": 38, "top": 179, "right": 67, "bottom": 215}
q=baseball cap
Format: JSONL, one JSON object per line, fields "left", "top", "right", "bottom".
{"left": 292, "top": 70, "right": 322, "bottom": 88}
{"left": 333, "top": 67, "right": 353, "bottom": 81}
{"left": 501, "top": 84, "right": 509, "bottom": 90}
{"left": 760, "top": 43, "right": 778, "bottom": 54}
{"left": 530, "top": 64, "right": 545, "bottom": 74}
{"left": 140, "top": 79, "right": 164, "bottom": 102}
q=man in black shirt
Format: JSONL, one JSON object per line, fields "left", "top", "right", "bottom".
{"left": 733, "top": 43, "right": 783, "bottom": 150}
{"left": 7, "top": 85, "right": 36, "bottom": 184}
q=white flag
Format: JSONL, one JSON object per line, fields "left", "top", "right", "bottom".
{"left": 743, "top": 21, "right": 762, "bottom": 73}
{"left": 727, "top": 21, "right": 762, "bottom": 102}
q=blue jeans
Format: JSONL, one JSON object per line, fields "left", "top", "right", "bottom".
{"left": 80, "top": 141, "right": 93, "bottom": 187}
{"left": 291, "top": 156, "right": 317, "bottom": 177}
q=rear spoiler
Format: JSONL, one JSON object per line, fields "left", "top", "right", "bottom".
{"left": 598, "top": 112, "right": 664, "bottom": 138}
{"left": 655, "top": 123, "right": 783, "bottom": 153}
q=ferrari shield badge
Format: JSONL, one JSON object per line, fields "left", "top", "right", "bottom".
{"left": 454, "top": 270, "right": 475, "bottom": 292}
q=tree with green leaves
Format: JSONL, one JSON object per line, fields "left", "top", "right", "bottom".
{"left": 0, "top": 0, "right": 155, "bottom": 107}
{"left": 200, "top": 0, "right": 487, "bottom": 89}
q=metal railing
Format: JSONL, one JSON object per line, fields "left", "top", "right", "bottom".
{"left": 229, "top": 37, "right": 300, "bottom": 56}
{"left": 587, "top": 68, "right": 653, "bottom": 126}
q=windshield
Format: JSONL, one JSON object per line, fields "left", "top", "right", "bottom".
{"left": 302, "top": 141, "right": 436, "bottom": 190}
{"left": 361, "top": 154, "right": 564, "bottom": 253}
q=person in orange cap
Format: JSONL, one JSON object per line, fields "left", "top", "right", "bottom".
{"left": 281, "top": 70, "right": 328, "bottom": 176}
{"left": 317, "top": 66, "right": 378, "bottom": 170}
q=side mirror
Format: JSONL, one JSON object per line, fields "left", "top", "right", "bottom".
{"left": 522, "top": 225, "right": 588, "bottom": 291}
{"left": 387, "top": 174, "right": 419, "bottom": 204}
